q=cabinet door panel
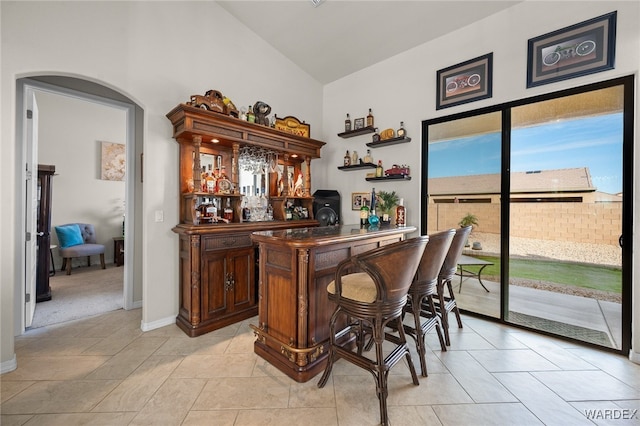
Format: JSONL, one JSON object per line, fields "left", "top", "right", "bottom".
{"left": 201, "top": 251, "right": 228, "bottom": 320}
{"left": 228, "top": 247, "right": 255, "bottom": 312}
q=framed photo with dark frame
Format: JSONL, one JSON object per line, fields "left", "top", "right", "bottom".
{"left": 353, "top": 117, "right": 365, "bottom": 130}
{"left": 526, "top": 11, "right": 616, "bottom": 88}
{"left": 436, "top": 53, "right": 493, "bottom": 110}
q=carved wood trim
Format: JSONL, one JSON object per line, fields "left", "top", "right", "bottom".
{"left": 297, "top": 249, "right": 309, "bottom": 356}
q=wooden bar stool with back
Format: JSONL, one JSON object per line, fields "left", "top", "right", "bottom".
{"left": 318, "top": 236, "right": 429, "bottom": 426}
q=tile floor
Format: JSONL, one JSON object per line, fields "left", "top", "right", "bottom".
{"left": 2, "top": 308, "right": 640, "bottom": 425}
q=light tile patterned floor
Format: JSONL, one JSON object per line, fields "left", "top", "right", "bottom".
{"left": 2, "top": 308, "right": 639, "bottom": 425}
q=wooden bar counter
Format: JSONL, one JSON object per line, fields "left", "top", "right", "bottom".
{"left": 250, "top": 224, "right": 417, "bottom": 382}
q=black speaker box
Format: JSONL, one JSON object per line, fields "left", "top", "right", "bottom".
{"left": 312, "top": 190, "right": 340, "bottom": 226}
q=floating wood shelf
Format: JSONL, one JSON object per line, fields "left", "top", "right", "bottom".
{"left": 366, "top": 136, "right": 411, "bottom": 148}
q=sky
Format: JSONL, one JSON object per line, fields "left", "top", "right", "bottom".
{"left": 428, "top": 112, "right": 623, "bottom": 194}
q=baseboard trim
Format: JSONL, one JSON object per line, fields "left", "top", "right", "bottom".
{"left": 629, "top": 349, "right": 640, "bottom": 365}
{"left": 1, "top": 354, "right": 17, "bottom": 374}
{"left": 141, "top": 315, "right": 175, "bottom": 332}
{"left": 130, "top": 300, "right": 142, "bottom": 309}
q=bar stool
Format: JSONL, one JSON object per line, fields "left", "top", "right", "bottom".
{"left": 402, "top": 229, "right": 455, "bottom": 376}
{"left": 436, "top": 225, "right": 472, "bottom": 346}
{"left": 318, "top": 236, "right": 429, "bottom": 426}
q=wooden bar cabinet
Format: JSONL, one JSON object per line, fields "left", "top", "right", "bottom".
{"left": 167, "top": 104, "right": 325, "bottom": 337}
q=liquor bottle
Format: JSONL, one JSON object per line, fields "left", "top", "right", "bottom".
{"left": 359, "top": 203, "right": 369, "bottom": 228}
{"left": 206, "top": 173, "right": 215, "bottom": 193}
{"left": 372, "top": 128, "right": 380, "bottom": 142}
{"left": 370, "top": 187, "right": 377, "bottom": 212}
{"left": 396, "top": 198, "right": 406, "bottom": 227}
{"left": 368, "top": 210, "right": 380, "bottom": 227}
{"left": 344, "top": 150, "right": 351, "bottom": 166}
{"left": 366, "top": 108, "right": 374, "bottom": 127}
{"left": 208, "top": 198, "right": 218, "bottom": 220}
{"left": 351, "top": 150, "right": 358, "bottom": 165}
{"left": 345, "top": 113, "right": 352, "bottom": 132}
{"left": 368, "top": 188, "right": 379, "bottom": 227}
{"left": 242, "top": 196, "right": 251, "bottom": 221}
{"left": 397, "top": 121, "right": 406, "bottom": 138}
{"left": 375, "top": 160, "right": 384, "bottom": 178}
{"left": 223, "top": 198, "right": 233, "bottom": 221}
{"left": 363, "top": 149, "right": 373, "bottom": 164}
{"left": 246, "top": 106, "right": 255, "bottom": 123}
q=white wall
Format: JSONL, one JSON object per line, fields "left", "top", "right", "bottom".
{"left": 36, "top": 90, "right": 127, "bottom": 265}
{"left": 2, "top": 1, "right": 638, "bottom": 371}
{"left": 1, "top": 1, "right": 324, "bottom": 370}
{"left": 320, "top": 1, "right": 639, "bottom": 359}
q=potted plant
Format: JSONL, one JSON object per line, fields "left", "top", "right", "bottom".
{"left": 458, "top": 213, "right": 478, "bottom": 229}
{"left": 376, "top": 190, "right": 400, "bottom": 225}
{"left": 458, "top": 213, "right": 479, "bottom": 247}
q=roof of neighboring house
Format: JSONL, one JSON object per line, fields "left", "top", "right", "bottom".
{"left": 429, "top": 167, "right": 596, "bottom": 195}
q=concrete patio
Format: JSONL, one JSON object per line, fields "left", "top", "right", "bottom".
{"left": 452, "top": 275, "right": 622, "bottom": 350}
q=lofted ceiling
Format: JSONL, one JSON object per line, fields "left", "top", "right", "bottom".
{"left": 217, "top": 1, "right": 521, "bottom": 84}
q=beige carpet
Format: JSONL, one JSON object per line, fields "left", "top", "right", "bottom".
{"left": 30, "top": 264, "right": 123, "bottom": 329}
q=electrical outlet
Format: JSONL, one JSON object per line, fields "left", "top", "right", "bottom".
{"left": 155, "top": 210, "right": 164, "bottom": 222}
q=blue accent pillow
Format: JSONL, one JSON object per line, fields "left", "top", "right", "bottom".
{"left": 55, "top": 224, "right": 84, "bottom": 248}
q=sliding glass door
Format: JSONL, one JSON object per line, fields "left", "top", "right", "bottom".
{"left": 425, "top": 111, "right": 502, "bottom": 318}
{"left": 422, "top": 76, "right": 632, "bottom": 353}
{"left": 507, "top": 86, "right": 624, "bottom": 349}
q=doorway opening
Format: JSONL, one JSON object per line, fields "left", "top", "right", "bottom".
{"left": 15, "top": 76, "right": 143, "bottom": 334}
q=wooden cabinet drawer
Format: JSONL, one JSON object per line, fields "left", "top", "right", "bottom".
{"left": 202, "top": 234, "right": 253, "bottom": 251}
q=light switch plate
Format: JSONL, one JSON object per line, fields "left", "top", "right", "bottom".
{"left": 155, "top": 210, "right": 164, "bottom": 222}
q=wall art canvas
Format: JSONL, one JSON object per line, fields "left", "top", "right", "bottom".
{"left": 101, "top": 141, "right": 125, "bottom": 181}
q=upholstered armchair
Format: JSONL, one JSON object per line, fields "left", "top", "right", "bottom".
{"left": 55, "top": 223, "right": 106, "bottom": 275}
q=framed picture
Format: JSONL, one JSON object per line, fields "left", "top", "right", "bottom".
{"left": 526, "top": 11, "right": 616, "bottom": 88}
{"left": 436, "top": 53, "right": 493, "bottom": 110}
{"left": 354, "top": 118, "right": 365, "bottom": 130}
{"left": 100, "top": 141, "right": 125, "bottom": 181}
{"left": 351, "top": 192, "right": 370, "bottom": 210}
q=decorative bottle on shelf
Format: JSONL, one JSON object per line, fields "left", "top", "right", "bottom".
{"left": 345, "top": 113, "right": 352, "bottom": 132}
{"left": 368, "top": 187, "right": 380, "bottom": 227}
{"left": 207, "top": 198, "right": 218, "bottom": 220}
{"left": 372, "top": 128, "right": 380, "bottom": 142}
{"left": 206, "top": 173, "right": 215, "bottom": 193}
{"left": 223, "top": 198, "right": 233, "bottom": 222}
{"left": 363, "top": 149, "right": 373, "bottom": 164}
{"left": 344, "top": 150, "right": 351, "bottom": 166}
{"left": 242, "top": 196, "right": 251, "bottom": 221}
{"left": 359, "top": 202, "right": 369, "bottom": 228}
{"left": 246, "top": 106, "right": 255, "bottom": 123}
{"left": 375, "top": 160, "right": 384, "bottom": 178}
{"left": 397, "top": 121, "right": 406, "bottom": 138}
{"left": 366, "top": 108, "right": 374, "bottom": 127}
{"left": 351, "top": 150, "right": 358, "bottom": 165}
{"left": 396, "top": 198, "right": 406, "bottom": 227}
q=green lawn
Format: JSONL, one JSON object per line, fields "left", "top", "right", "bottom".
{"left": 467, "top": 255, "right": 622, "bottom": 293}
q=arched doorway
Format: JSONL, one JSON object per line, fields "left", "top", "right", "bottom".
{"left": 15, "top": 75, "right": 143, "bottom": 333}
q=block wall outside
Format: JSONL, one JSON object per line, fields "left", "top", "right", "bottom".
{"left": 427, "top": 202, "right": 621, "bottom": 246}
